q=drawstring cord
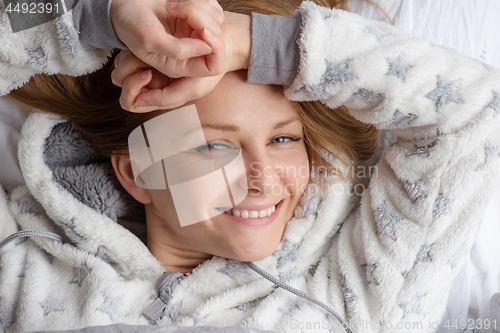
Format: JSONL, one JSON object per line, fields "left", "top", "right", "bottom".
{"left": 246, "top": 262, "right": 354, "bottom": 333}
{"left": 0, "top": 230, "right": 64, "bottom": 250}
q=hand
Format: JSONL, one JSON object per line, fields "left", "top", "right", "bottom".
{"left": 112, "top": 11, "right": 251, "bottom": 112}
{"left": 110, "top": 0, "right": 225, "bottom": 79}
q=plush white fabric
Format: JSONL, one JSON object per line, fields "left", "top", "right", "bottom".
{"left": 349, "top": 1, "right": 500, "bottom": 330}
{"left": 2, "top": 2, "right": 500, "bottom": 333}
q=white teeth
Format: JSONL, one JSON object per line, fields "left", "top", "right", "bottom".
{"left": 249, "top": 211, "right": 259, "bottom": 218}
{"left": 227, "top": 202, "right": 278, "bottom": 219}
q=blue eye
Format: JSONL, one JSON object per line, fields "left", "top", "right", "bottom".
{"left": 196, "top": 141, "right": 233, "bottom": 152}
{"left": 270, "top": 136, "right": 302, "bottom": 144}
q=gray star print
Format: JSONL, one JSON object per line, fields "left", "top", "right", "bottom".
{"left": 217, "top": 259, "right": 248, "bottom": 279}
{"left": 425, "top": 76, "right": 464, "bottom": 112}
{"left": 275, "top": 241, "right": 300, "bottom": 268}
{"left": 39, "top": 298, "right": 64, "bottom": 316}
{"left": 413, "top": 244, "right": 433, "bottom": 267}
{"left": 389, "top": 110, "right": 417, "bottom": 128}
{"left": 26, "top": 46, "right": 47, "bottom": 71}
{"left": 362, "top": 263, "right": 380, "bottom": 286}
{"left": 403, "top": 180, "right": 427, "bottom": 202}
{"left": 375, "top": 201, "right": 402, "bottom": 241}
{"left": 70, "top": 262, "right": 91, "bottom": 287}
{"left": 321, "top": 59, "right": 358, "bottom": 86}
{"left": 406, "top": 141, "right": 438, "bottom": 158}
{"left": 341, "top": 276, "right": 358, "bottom": 305}
{"left": 476, "top": 145, "right": 499, "bottom": 171}
{"left": 354, "top": 88, "right": 383, "bottom": 104}
{"left": 364, "top": 25, "right": 389, "bottom": 41}
{"left": 399, "top": 294, "right": 425, "bottom": 319}
{"left": 432, "top": 192, "right": 450, "bottom": 218}
{"left": 386, "top": 56, "right": 413, "bottom": 82}
{"left": 97, "top": 293, "right": 123, "bottom": 322}
{"left": 487, "top": 91, "right": 500, "bottom": 116}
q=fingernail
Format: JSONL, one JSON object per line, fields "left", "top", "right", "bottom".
{"left": 197, "top": 44, "right": 212, "bottom": 55}
{"left": 139, "top": 70, "right": 151, "bottom": 80}
{"left": 135, "top": 100, "right": 150, "bottom": 107}
{"left": 167, "top": 0, "right": 179, "bottom": 9}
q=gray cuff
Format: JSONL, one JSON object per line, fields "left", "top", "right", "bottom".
{"left": 73, "top": 0, "right": 127, "bottom": 51}
{"left": 247, "top": 12, "right": 302, "bottom": 86}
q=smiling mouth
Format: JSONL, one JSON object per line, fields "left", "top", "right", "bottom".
{"left": 216, "top": 201, "right": 280, "bottom": 219}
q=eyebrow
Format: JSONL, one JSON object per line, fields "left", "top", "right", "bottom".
{"left": 201, "top": 117, "right": 301, "bottom": 132}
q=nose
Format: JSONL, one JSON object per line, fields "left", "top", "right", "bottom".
{"left": 239, "top": 151, "right": 281, "bottom": 196}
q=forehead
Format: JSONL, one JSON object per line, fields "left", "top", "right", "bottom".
{"left": 194, "top": 71, "right": 299, "bottom": 127}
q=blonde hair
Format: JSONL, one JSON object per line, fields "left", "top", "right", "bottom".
{"left": 9, "top": 0, "right": 382, "bottom": 183}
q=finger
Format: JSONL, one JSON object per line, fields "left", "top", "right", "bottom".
{"left": 112, "top": 52, "right": 150, "bottom": 87}
{"left": 206, "top": 0, "right": 224, "bottom": 25}
{"left": 119, "top": 70, "right": 154, "bottom": 112}
{"left": 167, "top": 0, "right": 223, "bottom": 34}
{"left": 141, "top": 32, "right": 212, "bottom": 65}
{"left": 201, "top": 27, "right": 226, "bottom": 75}
{"left": 153, "top": 27, "right": 225, "bottom": 78}
{"left": 135, "top": 77, "right": 205, "bottom": 110}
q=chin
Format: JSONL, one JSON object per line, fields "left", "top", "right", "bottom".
{"left": 227, "top": 240, "right": 280, "bottom": 262}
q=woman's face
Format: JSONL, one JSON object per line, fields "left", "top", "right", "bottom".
{"left": 144, "top": 71, "right": 309, "bottom": 266}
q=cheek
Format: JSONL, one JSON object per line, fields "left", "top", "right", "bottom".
{"left": 278, "top": 148, "right": 310, "bottom": 197}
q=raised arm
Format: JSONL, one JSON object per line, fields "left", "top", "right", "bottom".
{"left": 262, "top": 2, "right": 500, "bottom": 330}
{"left": 0, "top": 0, "right": 223, "bottom": 96}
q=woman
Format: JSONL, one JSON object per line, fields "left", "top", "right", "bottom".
{"left": 2, "top": 0, "right": 500, "bottom": 332}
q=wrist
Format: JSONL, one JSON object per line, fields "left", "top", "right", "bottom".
{"left": 223, "top": 11, "right": 251, "bottom": 72}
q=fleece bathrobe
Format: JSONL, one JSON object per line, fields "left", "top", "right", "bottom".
{"left": 1, "top": 1, "right": 500, "bottom": 332}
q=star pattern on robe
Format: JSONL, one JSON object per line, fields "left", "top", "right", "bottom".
{"left": 70, "top": 261, "right": 91, "bottom": 287}
{"left": 341, "top": 276, "right": 358, "bottom": 307}
{"left": 386, "top": 56, "right": 413, "bottom": 82}
{"left": 97, "top": 293, "right": 124, "bottom": 322}
{"left": 364, "top": 25, "right": 389, "bottom": 41}
{"left": 62, "top": 217, "right": 85, "bottom": 242}
{"left": 321, "top": 59, "right": 358, "bottom": 86}
{"left": 487, "top": 91, "right": 500, "bottom": 116}
{"left": 321, "top": 10, "right": 336, "bottom": 20}
{"left": 432, "top": 192, "right": 450, "bottom": 218}
{"left": 39, "top": 298, "right": 64, "bottom": 317}
{"left": 403, "top": 179, "right": 427, "bottom": 202}
{"left": 425, "top": 76, "right": 464, "bottom": 112}
{"left": 354, "top": 88, "right": 383, "bottom": 104}
{"left": 413, "top": 244, "right": 433, "bottom": 267}
{"left": 361, "top": 263, "right": 380, "bottom": 286}
{"left": 0, "top": 298, "right": 15, "bottom": 329}
{"left": 398, "top": 293, "right": 426, "bottom": 319}
{"left": 475, "top": 145, "right": 500, "bottom": 171}
{"left": 217, "top": 259, "right": 249, "bottom": 279}
{"left": 375, "top": 201, "right": 402, "bottom": 241}
{"left": 275, "top": 241, "right": 300, "bottom": 268}
{"left": 26, "top": 46, "right": 47, "bottom": 71}
{"left": 406, "top": 140, "right": 438, "bottom": 158}
{"left": 389, "top": 110, "right": 418, "bottom": 128}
